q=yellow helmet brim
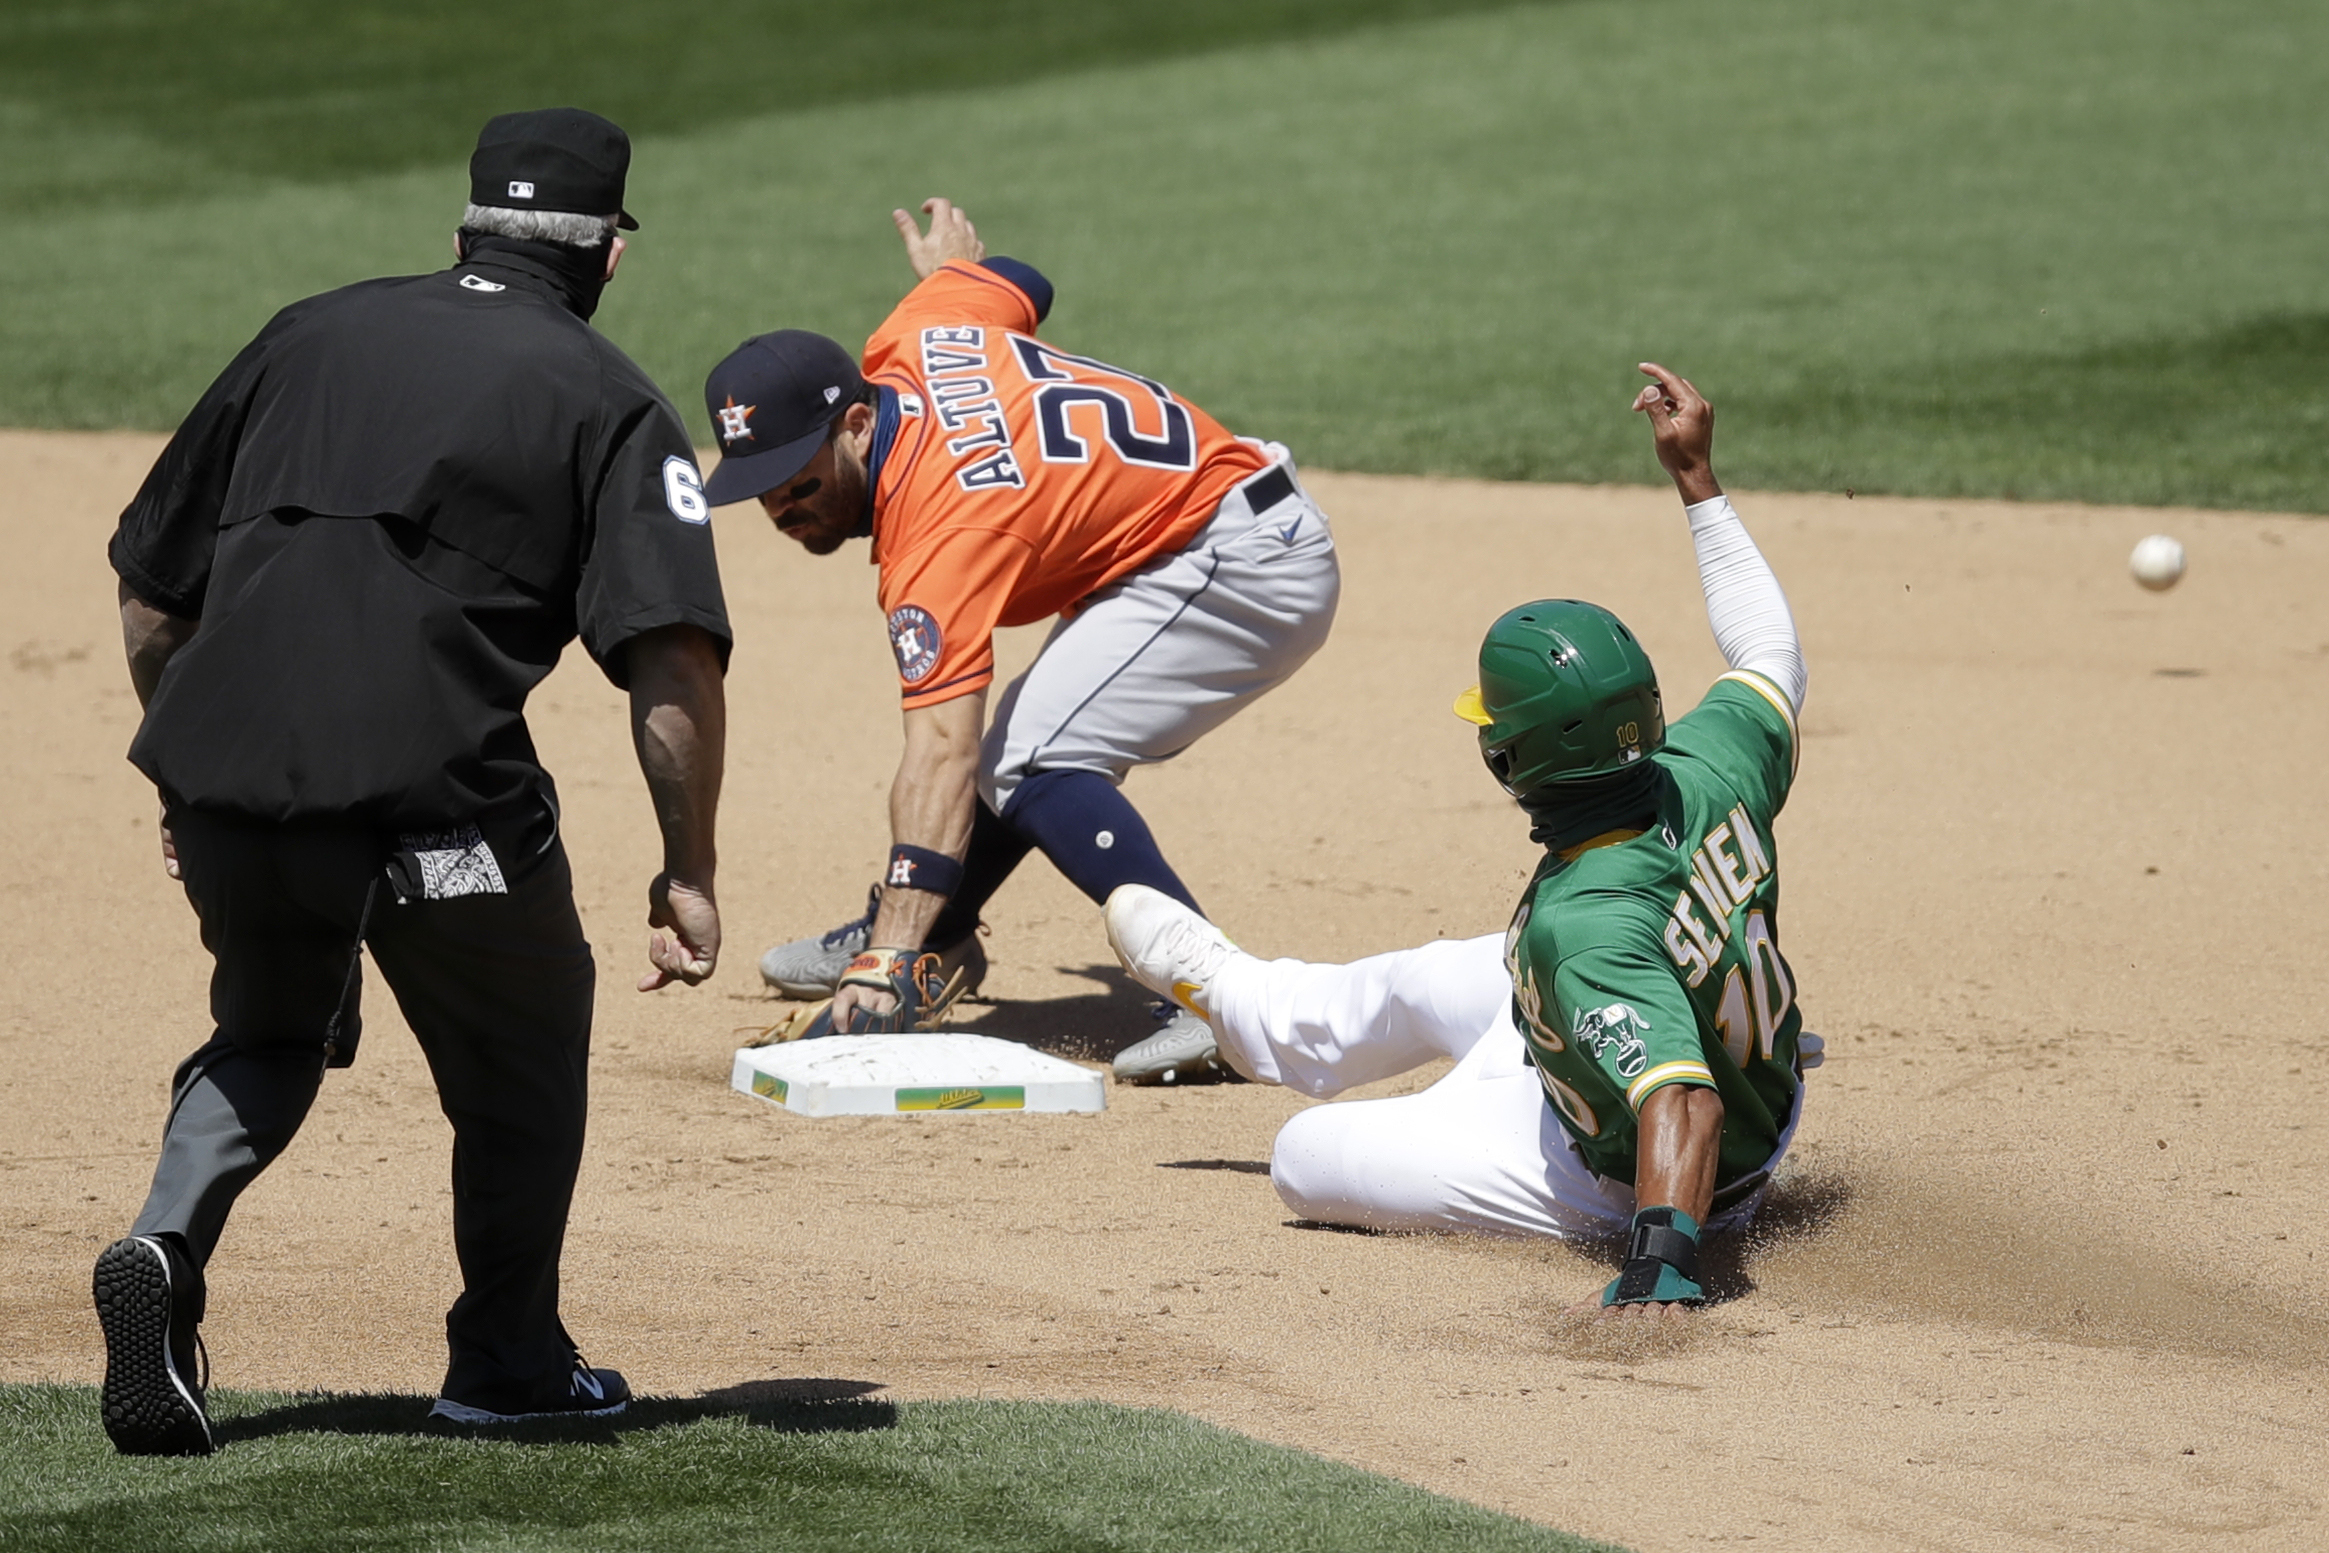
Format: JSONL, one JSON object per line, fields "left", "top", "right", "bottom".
{"left": 1451, "top": 685, "right": 1492, "bottom": 726}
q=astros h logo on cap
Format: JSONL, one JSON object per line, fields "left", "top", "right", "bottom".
{"left": 700, "top": 331, "right": 869, "bottom": 506}
{"left": 716, "top": 396, "right": 756, "bottom": 447}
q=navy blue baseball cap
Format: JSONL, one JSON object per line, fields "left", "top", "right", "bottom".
{"left": 702, "top": 330, "right": 868, "bottom": 505}
{"left": 469, "top": 108, "right": 639, "bottom": 229}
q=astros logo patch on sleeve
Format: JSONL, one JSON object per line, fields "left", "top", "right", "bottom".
{"left": 888, "top": 605, "right": 942, "bottom": 684}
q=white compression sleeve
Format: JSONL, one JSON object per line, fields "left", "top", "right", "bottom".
{"left": 1685, "top": 494, "right": 1806, "bottom": 713}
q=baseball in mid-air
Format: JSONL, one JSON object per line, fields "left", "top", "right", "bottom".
{"left": 2129, "top": 534, "right": 2185, "bottom": 591}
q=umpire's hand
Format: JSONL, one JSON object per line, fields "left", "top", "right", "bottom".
{"left": 643, "top": 873, "right": 720, "bottom": 990}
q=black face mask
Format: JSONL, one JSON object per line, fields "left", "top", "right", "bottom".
{"left": 454, "top": 229, "right": 611, "bottom": 320}
{"left": 1518, "top": 760, "right": 1668, "bottom": 855}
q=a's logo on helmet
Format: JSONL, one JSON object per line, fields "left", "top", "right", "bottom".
{"left": 888, "top": 605, "right": 943, "bottom": 684}
{"left": 716, "top": 396, "right": 756, "bottom": 445}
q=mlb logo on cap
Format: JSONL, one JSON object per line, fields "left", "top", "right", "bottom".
{"left": 467, "top": 107, "right": 641, "bottom": 230}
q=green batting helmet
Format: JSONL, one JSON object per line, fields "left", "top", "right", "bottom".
{"left": 1454, "top": 600, "right": 1665, "bottom": 795}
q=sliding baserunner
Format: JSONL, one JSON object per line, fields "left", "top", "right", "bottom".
{"left": 1106, "top": 364, "right": 1822, "bottom": 1315}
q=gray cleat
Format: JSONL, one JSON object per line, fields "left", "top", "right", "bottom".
{"left": 1113, "top": 1006, "right": 1242, "bottom": 1086}
{"left": 758, "top": 885, "right": 879, "bottom": 996}
{"left": 758, "top": 885, "right": 989, "bottom": 1000}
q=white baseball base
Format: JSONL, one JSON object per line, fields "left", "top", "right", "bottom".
{"left": 731, "top": 1034, "right": 1107, "bottom": 1117}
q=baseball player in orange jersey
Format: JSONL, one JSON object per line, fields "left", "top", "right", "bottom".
{"left": 705, "top": 200, "right": 1340, "bottom": 1079}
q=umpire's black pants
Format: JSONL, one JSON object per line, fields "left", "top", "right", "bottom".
{"left": 129, "top": 806, "right": 597, "bottom": 1412}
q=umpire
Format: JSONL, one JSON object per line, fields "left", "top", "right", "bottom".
{"left": 93, "top": 108, "right": 730, "bottom": 1454}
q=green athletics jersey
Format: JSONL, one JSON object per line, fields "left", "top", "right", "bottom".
{"left": 1504, "top": 670, "right": 1804, "bottom": 1189}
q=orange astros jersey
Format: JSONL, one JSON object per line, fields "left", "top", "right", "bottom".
{"left": 862, "top": 260, "right": 1268, "bottom": 708}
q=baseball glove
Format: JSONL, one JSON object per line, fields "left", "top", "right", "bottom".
{"left": 743, "top": 949, "right": 977, "bottom": 1046}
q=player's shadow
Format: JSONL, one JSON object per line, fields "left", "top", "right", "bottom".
{"left": 211, "top": 1377, "right": 896, "bottom": 1446}
{"left": 949, "top": 961, "right": 1163, "bottom": 1066}
{"left": 1289, "top": 1168, "right": 1858, "bottom": 1307}
{"left": 1696, "top": 1169, "right": 1858, "bottom": 1304}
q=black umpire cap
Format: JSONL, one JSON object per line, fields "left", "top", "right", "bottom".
{"left": 469, "top": 108, "right": 640, "bottom": 230}
{"left": 702, "top": 331, "right": 868, "bottom": 505}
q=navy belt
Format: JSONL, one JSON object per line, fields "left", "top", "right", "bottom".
{"left": 1241, "top": 464, "right": 1296, "bottom": 514}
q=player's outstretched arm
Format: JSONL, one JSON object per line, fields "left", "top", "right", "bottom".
{"left": 1604, "top": 1084, "right": 1725, "bottom": 1321}
{"left": 891, "top": 197, "right": 986, "bottom": 281}
{"left": 1634, "top": 363, "right": 1806, "bottom": 714}
{"left": 824, "top": 690, "right": 985, "bottom": 1030}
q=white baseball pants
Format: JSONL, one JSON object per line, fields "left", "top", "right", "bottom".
{"left": 978, "top": 454, "right": 1340, "bottom": 811}
{"left": 1210, "top": 933, "right": 1797, "bottom": 1238}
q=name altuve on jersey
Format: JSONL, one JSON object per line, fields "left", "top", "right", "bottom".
{"left": 920, "top": 326, "right": 1027, "bottom": 492}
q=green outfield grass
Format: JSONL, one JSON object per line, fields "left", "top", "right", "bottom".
{"left": 0, "top": 1384, "right": 1621, "bottom": 1552}
{"left": 2, "top": 0, "right": 2323, "bottom": 511}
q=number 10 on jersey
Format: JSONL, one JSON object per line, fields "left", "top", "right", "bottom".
{"left": 1713, "top": 908, "right": 1795, "bottom": 1067}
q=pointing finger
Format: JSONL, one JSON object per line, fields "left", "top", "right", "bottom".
{"left": 640, "top": 933, "right": 711, "bottom": 991}
{"left": 639, "top": 934, "right": 673, "bottom": 991}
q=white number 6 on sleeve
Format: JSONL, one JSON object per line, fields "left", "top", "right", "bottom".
{"left": 662, "top": 456, "right": 709, "bottom": 524}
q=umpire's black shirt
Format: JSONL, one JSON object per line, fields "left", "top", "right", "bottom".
{"left": 111, "top": 236, "right": 731, "bottom": 827}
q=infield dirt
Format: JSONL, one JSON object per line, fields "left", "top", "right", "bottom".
{"left": 3, "top": 431, "right": 2322, "bottom": 1550}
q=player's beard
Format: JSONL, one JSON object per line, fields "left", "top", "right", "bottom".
{"left": 793, "top": 452, "right": 868, "bottom": 555}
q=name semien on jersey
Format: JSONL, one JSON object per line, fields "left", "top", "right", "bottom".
{"left": 1660, "top": 803, "right": 1773, "bottom": 988}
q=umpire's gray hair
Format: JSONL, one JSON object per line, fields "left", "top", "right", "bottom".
{"left": 461, "top": 202, "right": 619, "bottom": 249}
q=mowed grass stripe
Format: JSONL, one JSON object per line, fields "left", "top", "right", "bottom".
{"left": 2, "top": 0, "right": 2324, "bottom": 510}
{"left": 0, "top": 0, "right": 1519, "bottom": 196}
{"left": 0, "top": 1384, "right": 1624, "bottom": 1553}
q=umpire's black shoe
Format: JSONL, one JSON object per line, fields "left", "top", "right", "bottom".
{"left": 93, "top": 1235, "right": 213, "bottom": 1457}
{"left": 426, "top": 1355, "right": 632, "bottom": 1426}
